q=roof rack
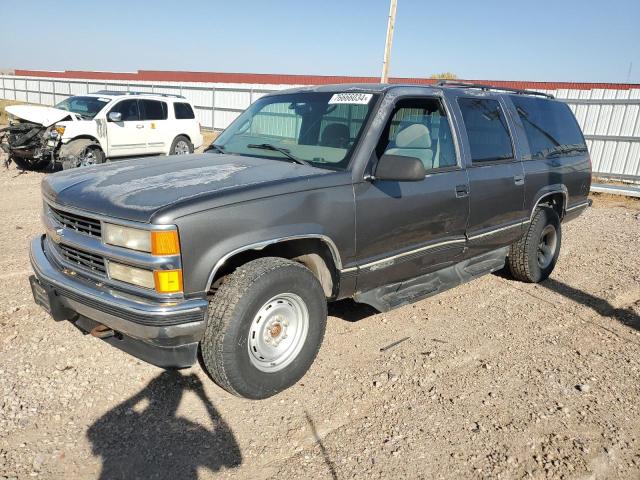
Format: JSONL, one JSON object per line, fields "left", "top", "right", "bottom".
{"left": 435, "top": 81, "right": 554, "bottom": 99}
{"left": 93, "top": 90, "right": 186, "bottom": 99}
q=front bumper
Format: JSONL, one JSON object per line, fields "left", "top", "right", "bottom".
{"left": 29, "top": 235, "right": 208, "bottom": 367}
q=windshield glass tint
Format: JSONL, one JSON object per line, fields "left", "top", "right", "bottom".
{"left": 213, "top": 92, "right": 379, "bottom": 170}
{"left": 510, "top": 96, "right": 587, "bottom": 159}
{"left": 55, "top": 96, "right": 110, "bottom": 119}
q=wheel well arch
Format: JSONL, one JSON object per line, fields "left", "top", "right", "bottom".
{"left": 207, "top": 237, "right": 342, "bottom": 299}
{"left": 58, "top": 137, "right": 104, "bottom": 158}
{"left": 173, "top": 133, "right": 191, "bottom": 143}
{"left": 531, "top": 190, "right": 567, "bottom": 220}
{"left": 66, "top": 135, "right": 102, "bottom": 147}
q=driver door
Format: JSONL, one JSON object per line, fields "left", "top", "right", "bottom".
{"left": 106, "top": 99, "right": 147, "bottom": 157}
{"left": 354, "top": 97, "right": 470, "bottom": 293}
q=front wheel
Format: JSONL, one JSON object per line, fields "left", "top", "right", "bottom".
{"left": 61, "top": 144, "right": 105, "bottom": 170}
{"left": 200, "top": 257, "right": 327, "bottom": 399}
{"left": 507, "top": 207, "right": 562, "bottom": 283}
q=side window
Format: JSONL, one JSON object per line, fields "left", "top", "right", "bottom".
{"left": 458, "top": 98, "right": 514, "bottom": 163}
{"left": 377, "top": 98, "right": 457, "bottom": 170}
{"left": 139, "top": 100, "right": 168, "bottom": 121}
{"left": 174, "top": 102, "right": 195, "bottom": 120}
{"left": 511, "top": 96, "right": 587, "bottom": 159}
{"left": 109, "top": 99, "right": 139, "bottom": 122}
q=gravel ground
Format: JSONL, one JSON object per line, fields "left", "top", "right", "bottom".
{"left": 0, "top": 162, "right": 639, "bottom": 480}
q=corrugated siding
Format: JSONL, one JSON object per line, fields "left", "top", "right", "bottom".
{"left": 1, "top": 74, "right": 638, "bottom": 180}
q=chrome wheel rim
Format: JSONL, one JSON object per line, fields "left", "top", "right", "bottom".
{"left": 79, "top": 149, "right": 98, "bottom": 167}
{"left": 248, "top": 293, "right": 309, "bottom": 372}
{"left": 174, "top": 140, "right": 190, "bottom": 155}
{"left": 537, "top": 225, "right": 557, "bottom": 269}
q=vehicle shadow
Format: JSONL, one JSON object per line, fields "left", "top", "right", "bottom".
{"left": 540, "top": 277, "right": 640, "bottom": 332}
{"left": 328, "top": 298, "right": 378, "bottom": 322}
{"left": 87, "top": 370, "right": 242, "bottom": 479}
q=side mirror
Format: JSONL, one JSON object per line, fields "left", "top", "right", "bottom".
{"left": 107, "top": 111, "right": 122, "bottom": 122}
{"left": 374, "top": 154, "right": 426, "bottom": 182}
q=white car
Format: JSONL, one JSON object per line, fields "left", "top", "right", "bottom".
{"left": 1, "top": 91, "right": 203, "bottom": 169}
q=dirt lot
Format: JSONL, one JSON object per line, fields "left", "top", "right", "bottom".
{"left": 0, "top": 162, "right": 639, "bottom": 480}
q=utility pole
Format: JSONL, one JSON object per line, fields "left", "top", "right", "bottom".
{"left": 380, "top": 0, "right": 398, "bottom": 83}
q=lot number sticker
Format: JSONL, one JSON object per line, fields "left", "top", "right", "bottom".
{"left": 328, "top": 93, "right": 373, "bottom": 105}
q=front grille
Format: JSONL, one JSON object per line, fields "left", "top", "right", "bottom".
{"left": 58, "top": 244, "right": 107, "bottom": 276}
{"left": 49, "top": 205, "right": 102, "bottom": 237}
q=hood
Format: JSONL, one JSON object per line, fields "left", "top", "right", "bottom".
{"left": 42, "top": 153, "right": 335, "bottom": 223}
{"left": 5, "top": 105, "right": 75, "bottom": 127}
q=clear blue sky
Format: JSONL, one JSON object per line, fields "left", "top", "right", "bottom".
{"left": 2, "top": 0, "right": 639, "bottom": 83}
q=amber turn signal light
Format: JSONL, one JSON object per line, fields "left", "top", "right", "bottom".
{"left": 154, "top": 269, "right": 183, "bottom": 294}
{"left": 151, "top": 230, "right": 180, "bottom": 256}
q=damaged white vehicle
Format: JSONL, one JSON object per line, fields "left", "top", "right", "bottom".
{"left": 0, "top": 91, "right": 203, "bottom": 170}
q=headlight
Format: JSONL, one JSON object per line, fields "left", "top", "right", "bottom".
{"left": 103, "top": 223, "right": 151, "bottom": 252}
{"left": 106, "top": 261, "right": 183, "bottom": 293}
{"left": 102, "top": 224, "right": 181, "bottom": 255}
{"left": 55, "top": 126, "right": 65, "bottom": 136}
{"left": 106, "top": 261, "right": 155, "bottom": 289}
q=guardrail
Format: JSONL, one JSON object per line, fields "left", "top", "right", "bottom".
{"left": 1, "top": 75, "right": 638, "bottom": 182}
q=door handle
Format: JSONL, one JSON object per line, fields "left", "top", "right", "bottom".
{"left": 513, "top": 175, "right": 525, "bottom": 185}
{"left": 455, "top": 184, "right": 469, "bottom": 198}
{"left": 136, "top": 124, "right": 144, "bottom": 129}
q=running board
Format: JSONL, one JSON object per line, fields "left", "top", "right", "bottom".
{"left": 353, "top": 247, "right": 509, "bottom": 312}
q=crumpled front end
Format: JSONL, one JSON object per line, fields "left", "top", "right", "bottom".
{"left": 0, "top": 119, "right": 62, "bottom": 170}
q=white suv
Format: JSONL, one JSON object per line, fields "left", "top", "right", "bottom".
{"left": 3, "top": 91, "right": 203, "bottom": 169}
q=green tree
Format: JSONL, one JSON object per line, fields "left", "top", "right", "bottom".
{"left": 429, "top": 72, "right": 458, "bottom": 80}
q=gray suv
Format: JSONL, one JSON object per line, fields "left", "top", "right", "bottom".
{"left": 29, "top": 82, "right": 591, "bottom": 399}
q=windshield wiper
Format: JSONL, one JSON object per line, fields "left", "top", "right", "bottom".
{"left": 247, "top": 143, "right": 310, "bottom": 166}
{"left": 205, "top": 143, "right": 226, "bottom": 154}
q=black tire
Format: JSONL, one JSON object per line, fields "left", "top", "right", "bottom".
{"left": 170, "top": 135, "right": 194, "bottom": 155}
{"left": 507, "top": 207, "right": 561, "bottom": 283}
{"left": 200, "top": 257, "right": 327, "bottom": 399}
{"left": 61, "top": 144, "right": 105, "bottom": 170}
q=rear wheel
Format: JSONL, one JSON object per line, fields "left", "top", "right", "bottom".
{"left": 200, "top": 257, "right": 327, "bottom": 399}
{"left": 507, "top": 207, "right": 561, "bottom": 283}
{"left": 170, "top": 135, "right": 193, "bottom": 155}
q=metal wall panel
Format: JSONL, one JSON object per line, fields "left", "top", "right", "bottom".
{"left": 0, "top": 74, "right": 638, "bottom": 180}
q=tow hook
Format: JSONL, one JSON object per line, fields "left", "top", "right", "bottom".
{"left": 90, "top": 324, "right": 115, "bottom": 339}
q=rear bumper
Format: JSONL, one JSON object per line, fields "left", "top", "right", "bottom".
{"left": 29, "top": 235, "right": 208, "bottom": 367}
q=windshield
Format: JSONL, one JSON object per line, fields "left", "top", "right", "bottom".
{"left": 55, "top": 96, "right": 111, "bottom": 119}
{"left": 212, "top": 92, "right": 379, "bottom": 170}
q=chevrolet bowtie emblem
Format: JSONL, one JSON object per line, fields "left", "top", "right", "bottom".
{"left": 50, "top": 228, "right": 64, "bottom": 243}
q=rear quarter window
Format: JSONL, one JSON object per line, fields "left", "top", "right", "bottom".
{"left": 511, "top": 96, "right": 586, "bottom": 159}
{"left": 457, "top": 98, "right": 514, "bottom": 163}
{"left": 174, "top": 102, "right": 195, "bottom": 120}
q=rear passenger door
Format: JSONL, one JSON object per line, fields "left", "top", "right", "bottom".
{"left": 455, "top": 96, "right": 526, "bottom": 255}
{"left": 354, "top": 97, "right": 469, "bottom": 293}
{"left": 139, "top": 99, "right": 169, "bottom": 154}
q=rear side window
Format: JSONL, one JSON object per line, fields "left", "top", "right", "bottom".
{"left": 109, "top": 99, "right": 139, "bottom": 121}
{"left": 458, "top": 98, "right": 514, "bottom": 163}
{"left": 139, "top": 100, "right": 168, "bottom": 120}
{"left": 174, "top": 102, "right": 195, "bottom": 119}
{"left": 511, "top": 96, "right": 586, "bottom": 159}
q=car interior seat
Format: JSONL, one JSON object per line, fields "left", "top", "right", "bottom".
{"left": 386, "top": 123, "right": 434, "bottom": 169}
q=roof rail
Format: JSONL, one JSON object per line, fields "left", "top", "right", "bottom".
{"left": 93, "top": 90, "right": 186, "bottom": 99}
{"left": 435, "top": 81, "right": 554, "bottom": 99}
